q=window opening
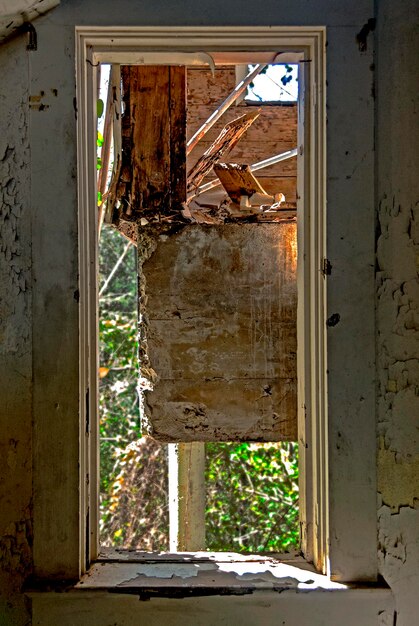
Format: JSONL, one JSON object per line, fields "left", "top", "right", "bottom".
{"left": 206, "top": 442, "right": 299, "bottom": 553}
{"left": 237, "top": 63, "right": 299, "bottom": 103}
{"left": 97, "top": 56, "right": 300, "bottom": 553}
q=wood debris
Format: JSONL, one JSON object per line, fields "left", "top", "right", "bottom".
{"left": 187, "top": 110, "right": 260, "bottom": 193}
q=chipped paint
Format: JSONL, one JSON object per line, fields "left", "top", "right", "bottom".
{"left": 376, "top": 2, "right": 419, "bottom": 625}
{"left": 0, "top": 0, "right": 417, "bottom": 624}
{"left": 0, "top": 29, "right": 33, "bottom": 626}
{"left": 378, "top": 441, "right": 419, "bottom": 512}
{"left": 76, "top": 559, "right": 346, "bottom": 591}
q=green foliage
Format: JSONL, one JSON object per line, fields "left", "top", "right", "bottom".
{"left": 97, "top": 98, "right": 104, "bottom": 119}
{"left": 99, "top": 226, "right": 299, "bottom": 553}
{"left": 99, "top": 226, "right": 170, "bottom": 550}
{"left": 206, "top": 442, "right": 299, "bottom": 553}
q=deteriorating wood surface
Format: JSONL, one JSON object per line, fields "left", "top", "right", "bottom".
{"left": 186, "top": 67, "right": 297, "bottom": 205}
{"left": 139, "top": 223, "right": 297, "bottom": 442}
{"left": 113, "top": 65, "right": 186, "bottom": 223}
{"left": 187, "top": 110, "right": 260, "bottom": 193}
{"left": 214, "top": 162, "right": 268, "bottom": 204}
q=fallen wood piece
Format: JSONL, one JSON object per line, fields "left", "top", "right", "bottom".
{"left": 186, "top": 64, "right": 267, "bottom": 155}
{"left": 189, "top": 147, "right": 298, "bottom": 200}
{"left": 187, "top": 110, "right": 260, "bottom": 193}
{"left": 214, "top": 162, "right": 268, "bottom": 205}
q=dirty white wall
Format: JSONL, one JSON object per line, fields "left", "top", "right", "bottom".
{"left": 0, "top": 33, "right": 33, "bottom": 626}
{"left": 0, "top": 0, "right": 417, "bottom": 624}
{"left": 375, "top": 2, "right": 419, "bottom": 625}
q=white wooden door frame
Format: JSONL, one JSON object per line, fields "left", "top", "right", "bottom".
{"left": 74, "top": 26, "right": 375, "bottom": 582}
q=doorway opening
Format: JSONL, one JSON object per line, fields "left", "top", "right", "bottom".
{"left": 97, "top": 57, "right": 300, "bottom": 553}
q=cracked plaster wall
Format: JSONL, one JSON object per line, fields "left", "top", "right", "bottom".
{"left": 0, "top": 0, "right": 418, "bottom": 624}
{"left": 376, "top": 1, "right": 419, "bottom": 625}
{"left": 0, "top": 34, "right": 33, "bottom": 626}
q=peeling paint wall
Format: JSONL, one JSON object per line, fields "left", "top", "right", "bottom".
{"left": 0, "top": 34, "right": 33, "bottom": 626}
{"left": 376, "top": 1, "right": 419, "bottom": 624}
{"left": 0, "top": 0, "right": 418, "bottom": 624}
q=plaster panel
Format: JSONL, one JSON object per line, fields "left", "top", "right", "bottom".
{"left": 140, "top": 224, "right": 297, "bottom": 442}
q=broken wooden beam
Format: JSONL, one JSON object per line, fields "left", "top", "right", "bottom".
{"left": 190, "top": 147, "right": 298, "bottom": 199}
{"left": 187, "top": 109, "right": 260, "bottom": 193}
{"left": 186, "top": 63, "right": 267, "bottom": 155}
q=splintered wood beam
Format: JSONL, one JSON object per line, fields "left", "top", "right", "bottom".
{"left": 214, "top": 162, "right": 268, "bottom": 204}
{"left": 186, "top": 63, "right": 267, "bottom": 155}
{"left": 189, "top": 148, "right": 298, "bottom": 200}
{"left": 187, "top": 109, "right": 260, "bottom": 193}
{"left": 114, "top": 65, "right": 186, "bottom": 222}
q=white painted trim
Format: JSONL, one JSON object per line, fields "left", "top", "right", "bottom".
{"left": 76, "top": 35, "right": 100, "bottom": 571}
{"left": 76, "top": 25, "right": 330, "bottom": 576}
{"left": 168, "top": 443, "right": 206, "bottom": 551}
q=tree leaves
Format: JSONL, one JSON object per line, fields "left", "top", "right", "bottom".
{"left": 98, "top": 225, "right": 299, "bottom": 552}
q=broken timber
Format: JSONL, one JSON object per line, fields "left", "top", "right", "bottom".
{"left": 214, "top": 162, "right": 269, "bottom": 204}
{"left": 187, "top": 110, "right": 260, "bottom": 193}
{"left": 186, "top": 63, "right": 267, "bottom": 155}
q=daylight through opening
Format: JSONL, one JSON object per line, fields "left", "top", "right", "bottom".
{"left": 97, "top": 57, "right": 300, "bottom": 553}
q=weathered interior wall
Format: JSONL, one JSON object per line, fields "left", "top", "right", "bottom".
{"left": 0, "top": 35, "right": 33, "bottom": 625}
{"left": 0, "top": 0, "right": 417, "bottom": 624}
{"left": 187, "top": 67, "right": 298, "bottom": 204}
{"left": 376, "top": 1, "right": 419, "bottom": 624}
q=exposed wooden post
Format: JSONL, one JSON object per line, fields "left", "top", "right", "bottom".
{"left": 97, "top": 64, "right": 115, "bottom": 234}
{"left": 113, "top": 65, "right": 186, "bottom": 223}
{"left": 168, "top": 443, "right": 206, "bottom": 552}
{"left": 103, "top": 64, "right": 122, "bottom": 226}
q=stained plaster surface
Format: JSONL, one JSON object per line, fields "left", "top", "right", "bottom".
{"left": 0, "top": 35, "right": 33, "bottom": 626}
{"left": 0, "top": 1, "right": 60, "bottom": 42}
{"left": 375, "top": 2, "right": 419, "bottom": 625}
{"left": 0, "top": 0, "right": 418, "bottom": 623}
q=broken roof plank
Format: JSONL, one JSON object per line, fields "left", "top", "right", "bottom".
{"left": 187, "top": 109, "right": 260, "bottom": 193}
{"left": 190, "top": 148, "right": 298, "bottom": 200}
{"left": 186, "top": 63, "right": 267, "bottom": 155}
{"left": 214, "top": 162, "right": 268, "bottom": 205}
